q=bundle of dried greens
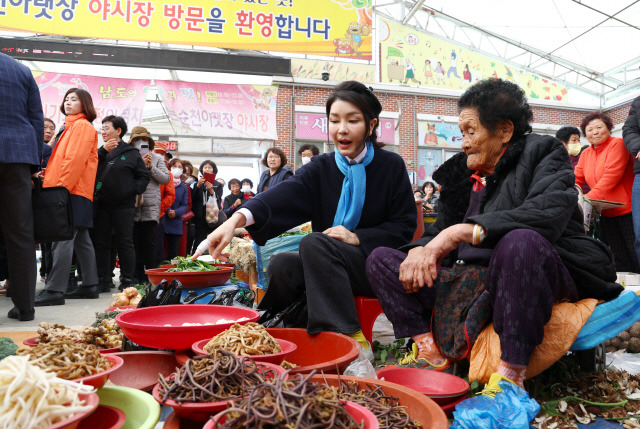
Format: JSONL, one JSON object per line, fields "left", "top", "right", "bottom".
{"left": 157, "top": 350, "right": 277, "bottom": 404}
{"left": 336, "top": 380, "right": 421, "bottom": 428}
{"left": 16, "top": 340, "right": 110, "bottom": 379}
{"left": 204, "top": 323, "right": 282, "bottom": 356}
{"left": 215, "top": 371, "right": 362, "bottom": 429}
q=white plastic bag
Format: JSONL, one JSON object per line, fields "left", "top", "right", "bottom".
{"left": 343, "top": 346, "right": 378, "bottom": 379}
{"left": 205, "top": 195, "right": 219, "bottom": 227}
{"left": 606, "top": 351, "right": 640, "bottom": 375}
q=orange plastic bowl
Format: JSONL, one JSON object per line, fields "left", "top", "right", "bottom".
{"left": 152, "top": 362, "right": 285, "bottom": 422}
{"left": 76, "top": 404, "right": 126, "bottom": 429}
{"left": 309, "top": 374, "right": 448, "bottom": 429}
{"left": 108, "top": 351, "right": 178, "bottom": 392}
{"left": 116, "top": 305, "right": 260, "bottom": 350}
{"left": 73, "top": 355, "right": 124, "bottom": 390}
{"left": 205, "top": 401, "right": 379, "bottom": 429}
{"left": 145, "top": 267, "right": 233, "bottom": 289}
{"left": 46, "top": 392, "right": 100, "bottom": 429}
{"left": 376, "top": 366, "right": 469, "bottom": 405}
{"left": 191, "top": 338, "right": 297, "bottom": 365}
{"left": 265, "top": 328, "right": 359, "bottom": 374}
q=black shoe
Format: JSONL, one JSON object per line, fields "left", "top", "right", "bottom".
{"left": 34, "top": 290, "right": 65, "bottom": 306}
{"left": 118, "top": 283, "right": 133, "bottom": 291}
{"left": 65, "top": 285, "right": 99, "bottom": 299}
{"left": 8, "top": 307, "right": 35, "bottom": 321}
{"left": 99, "top": 283, "right": 115, "bottom": 293}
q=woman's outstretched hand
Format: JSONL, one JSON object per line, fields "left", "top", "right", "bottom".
{"left": 191, "top": 212, "right": 247, "bottom": 260}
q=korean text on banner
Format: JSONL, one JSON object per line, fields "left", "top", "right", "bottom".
{"left": 156, "top": 81, "right": 279, "bottom": 140}
{"left": 0, "top": 1, "right": 373, "bottom": 60}
{"left": 34, "top": 72, "right": 149, "bottom": 128}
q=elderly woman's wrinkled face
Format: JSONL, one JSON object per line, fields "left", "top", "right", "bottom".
{"left": 585, "top": 119, "right": 610, "bottom": 147}
{"left": 230, "top": 182, "right": 241, "bottom": 194}
{"left": 459, "top": 108, "right": 512, "bottom": 176}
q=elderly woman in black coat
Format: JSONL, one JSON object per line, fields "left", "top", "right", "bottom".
{"left": 366, "top": 79, "right": 621, "bottom": 395}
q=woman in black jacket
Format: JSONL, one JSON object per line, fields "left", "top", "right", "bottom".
{"left": 93, "top": 115, "right": 150, "bottom": 292}
{"left": 366, "top": 79, "right": 621, "bottom": 394}
{"left": 223, "top": 178, "right": 245, "bottom": 218}
{"left": 623, "top": 95, "right": 640, "bottom": 267}
{"left": 191, "top": 160, "right": 226, "bottom": 249}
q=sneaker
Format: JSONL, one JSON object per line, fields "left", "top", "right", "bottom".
{"left": 395, "top": 342, "right": 451, "bottom": 371}
{"left": 479, "top": 373, "right": 518, "bottom": 398}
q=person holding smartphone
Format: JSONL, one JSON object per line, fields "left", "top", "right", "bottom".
{"left": 129, "top": 126, "right": 170, "bottom": 284}
{"left": 191, "top": 160, "right": 226, "bottom": 249}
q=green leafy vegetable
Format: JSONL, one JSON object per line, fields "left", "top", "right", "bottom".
{"left": 167, "top": 256, "right": 221, "bottom": 272}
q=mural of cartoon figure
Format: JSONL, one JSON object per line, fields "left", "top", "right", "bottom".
{"left": 462, "top": 64, "right": 472, "bottom": 88}
{"left": 403, "top": 58, "right": 421, "bottom": 85}
{"left": 253, "top": 87, "right": 275, "bottom": 110}
{"left": 333, "top": 38, "right": 354, "bottom": 56}
{"left": 424, "top": 59, "right": 435, "bottom": 85}
{"left": 447, "top": 50, "right": 460, "bottom": 79}
{"left": 424, "top": 123, "right": 438, "bottom": 146}
{"left": 345, "top": 21, "right": 370, "bottom": 56}
{"left": 434, "top": 61, "right": 445, "bottom": 85}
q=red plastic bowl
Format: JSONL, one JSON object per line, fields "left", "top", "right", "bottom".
{"left": 145, "top": 267, "right": 233, "bottom": 289}
{"left": 152, "top": 362, "right": 285, "bottom": 422}
{"left": 72, "top": 355, "right": 124, "bottom": 390}
{"left": 191, "top": 338, "right": 297, "bottom": 365}
{"left": 108, "top": 351, "right": 178, "bottom": 392}
{"left": 309, "top": 374, "right": 448, "bottom": 429}
{"left": 205, "top": 401, "right": 378, "bottom": 429}
{"left": 23, "top": 337, "right": 121, "bottom": 354}
{"left": 175, "top": 348, "right": 195, "bottom": 366}
{"left": 76, "top": 404, "right": 126, "bottom": 429}
{"left": 376, "top": 366, "right": 469, "bottom": 405}
{"left": 265, "top": 328, "right": 359, "bottom": 374}
{"left": 46, "top": 392, "right": 100, "bottom": 429}
{"left": 440, "top": 394, "right": 467, "bottom": 417}
{"left": 116, "top": 305, "right": 260, "bottom": 350}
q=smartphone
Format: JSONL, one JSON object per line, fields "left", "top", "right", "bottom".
{"left": 139, "top": 143, "right": 149, "bottom": 155}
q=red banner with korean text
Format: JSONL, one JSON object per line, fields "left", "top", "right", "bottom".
{"left": 33, "top": 71, "right": 149, "bottom": 129}
{"left": 155, "top": 80, "right": 278, "bottom": 140}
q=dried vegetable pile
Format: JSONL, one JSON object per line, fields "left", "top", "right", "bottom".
{"left": 204, "top": 322, "right": 282, "bottom": 356}
{"left": 37, "top": 320, "right": 122, "bottom": 350}
{"left": 532, "top": 369, "right": 640, "bottom": 428}
{"left": 16, "top": 340, "right": 110, "bottom": 379}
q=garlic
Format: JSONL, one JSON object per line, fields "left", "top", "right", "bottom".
{"left": 558, "top": 400, "right": 567, "bottom": 413}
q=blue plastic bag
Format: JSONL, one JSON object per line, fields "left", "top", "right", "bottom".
{"left": 450, "top": 381, "right": 540, "bottom": 429}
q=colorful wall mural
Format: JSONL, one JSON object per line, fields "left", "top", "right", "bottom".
{"left": 291, "top": 59, "right": 375, "bottom": 83}
{"left": 378, "top": 18, "right": 569, "bottom": 103}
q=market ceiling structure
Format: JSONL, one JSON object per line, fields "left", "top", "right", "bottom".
{"left": 2, "top": 0, "right": 639, "bottom": 106}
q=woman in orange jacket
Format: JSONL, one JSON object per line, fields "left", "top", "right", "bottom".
{"left": 575, "top": 111, "right": 639, "bottom": 272}
{"left": 36, "top": 88, "right": 100, "bottom": 306}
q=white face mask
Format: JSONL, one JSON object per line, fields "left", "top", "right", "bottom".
{"left": 241, "top": 185, "right": 251, "bottom": 193}
{"left": 301, "top": 156, "right": 311, "bottom": 165}
{"left": 171, "top": 167, "right": 183, "bottom": 177}
{"left": 567, "top": 142, "right": 582, "bottom": 157}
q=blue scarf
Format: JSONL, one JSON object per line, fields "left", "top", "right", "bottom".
{"left": 332, "top": 141, "right": 375, "bottom": 231}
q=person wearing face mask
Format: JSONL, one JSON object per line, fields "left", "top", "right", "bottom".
{"left": 223, "top": 178, "right": 245, "bottom": 218}
{"left": 241, "top": 178, "right": 255, "bottom": 199}
{"left": 556, "top": 126, "right": 589, "bottom": 194}
{"left": 298, "top": 144, "right": 320, "bottom": 167}
{"left": 129, "top": 126, "right": 170, "bottom": 284}
{"left": 164, "top": 158, "right": 190, "bottom": 260}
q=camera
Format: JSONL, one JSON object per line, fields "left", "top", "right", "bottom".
{"left": 321, "top": 71, "right": 330, "bottom": 81}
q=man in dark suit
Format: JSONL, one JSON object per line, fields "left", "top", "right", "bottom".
{"left": 0, "top": 52, "right": 43, "bottom": 321}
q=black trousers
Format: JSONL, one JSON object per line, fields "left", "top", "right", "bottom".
{"left": 40, "top": 242, "right": 52, "bottom": 277}
{"left": 133, "top": 221, "right": 157, "bottom": 283}
{"left": 94, "top": 206, "right": 136, "bottom": 286}
{"left": 193, "top": 213, "right": 227, "bottom": 252}
{"left": 258, "top": 232, "right": 374, "bottom": 335}
{"left": 0, "top": 163, "right": 36, "bottom": 313}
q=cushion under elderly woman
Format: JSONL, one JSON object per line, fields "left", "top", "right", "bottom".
{"left": 365, "top": 79, "right": 622, "bottom": 395}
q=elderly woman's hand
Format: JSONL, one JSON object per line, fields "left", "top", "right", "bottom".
{"left": 399, "top": 224, "right": 475, "bottom": 293}
{"left": 323, "top": 225, "right": 360, "bottom": 246}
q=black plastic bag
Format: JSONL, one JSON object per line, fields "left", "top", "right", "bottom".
{"left": 258, "top": 295, "right": 308, "bottom": 328}
{"left": 211, "top": 289, "right": 237, "bottom": 306}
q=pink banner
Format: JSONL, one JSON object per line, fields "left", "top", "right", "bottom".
{"left": 156, "top": 81, "right": 279, "bottom": 140}
{"left": 33, "top": 72, "right": 149, "bottom": 129}
{"left": 295, "top": 113, "right": 396, "bottom": 145}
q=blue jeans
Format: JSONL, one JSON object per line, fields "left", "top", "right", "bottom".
{"left": 632, "top": 174, "right": 640, "bottom": 264}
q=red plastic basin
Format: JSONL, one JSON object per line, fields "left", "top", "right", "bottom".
{"left": 115, "top": 305, "right": 260, "bottom": 350}
{"left": 265, "top": 328, "right": 359, "bottom": 374}
{"left": 152, "top": 362, "right": 285, "bottom": 422}
{"left": 309, "top": 374, "right": 448, "bottom": 429}
{"left": 145, "top": 267, "right": 233, "bottom": 289}
{"left": 73, "top": 355, "right": 124, "bottom": 390}
{"left": 174, "top": 348, "right": 195, "bottom": 366}
{"left": 108, "top": 351, "right": 178, "bottom": 392}
{"left": 191, "top": 338, "right": 297, "bottom": 365}
{"left": 76, "top": 404, "right": 126, "bottom": 429}
{"left": 376, "top": 366, "right": 469, "bottom": 405}
{"left": 46, "top": 392, "right": 100, "bottom": 429}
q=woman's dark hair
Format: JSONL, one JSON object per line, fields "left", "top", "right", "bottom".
{"left": 60, "top": 88, "right": 97, "bottom": 123}
{"left": 199, "top": 160, "right": 218, "bottom": 175}
{"left": 555, "top": 126, "right": 581, "bottom": 144}
{"left": 228, "top": 178, "right": 241, "bottom": 190}
{"left": 241, "top": 178, "right": 253, "bottom": 188}
{"left": 182, "top": 160, "right": 194, "bottom": 175}
{"left": 261, "top": 147, "right": 287, "bottom": 168}
{"left": 421, "top": 181, "right": 436, "bottom": 194}
{"left": 169, "top": 158, "right": 185, "bottom": 173}
{"left": 458, "top": 79, "right": 533, "bottom": 143}
{"left": 326, "top": 80, "right": 383, "bottom": 148}
{"left": 580, "top": 112, "right": 613, "bottom": 136}
{"left": 298, "top": 144, "right": 320, "bottom": 156}
{"left": 102, "top": 115, "right": 128, "bottom": 138}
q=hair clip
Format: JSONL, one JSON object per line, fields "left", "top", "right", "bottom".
{"left": 368, "top": 86, "right": 374, "bottom": 93}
